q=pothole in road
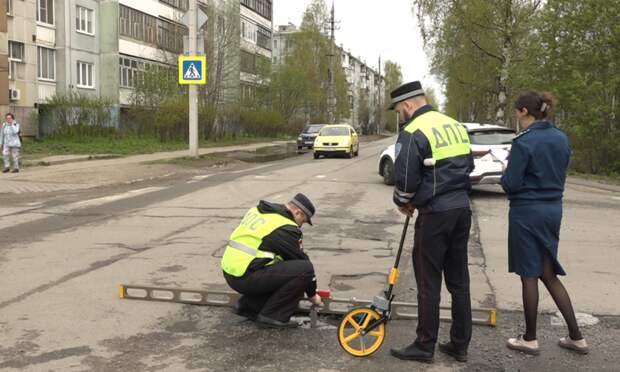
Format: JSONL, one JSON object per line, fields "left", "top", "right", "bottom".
{"left": 329, "top": 273, "right": 387, "bottom": 295}
{"left": 158, "top": 265, "right": 187, "bottom": 273}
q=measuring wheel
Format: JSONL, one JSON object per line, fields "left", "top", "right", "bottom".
{"left": 338, "top": 307, "right": 386, "bottom": 357}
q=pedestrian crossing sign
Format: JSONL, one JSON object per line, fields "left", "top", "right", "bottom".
{"left": 178, "top": 56, "right": 207, "bottom": 85}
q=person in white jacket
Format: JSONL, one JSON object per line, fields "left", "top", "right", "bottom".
{"left": 1, "top": 113, "right": 22, "bottom": 173}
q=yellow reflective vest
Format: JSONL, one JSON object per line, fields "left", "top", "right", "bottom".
{"left": 221, "top": 207, "right": 298, "bottom": 277}
{"left": 403, "top": 111, "right": 470, "bottom": 161}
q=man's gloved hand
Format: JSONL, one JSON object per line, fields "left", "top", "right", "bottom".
{"left": 398, "top": 204, "right": 416, "bottom": 217}
{"left": 309, "top": 294, "right": 324, "bottom": 307}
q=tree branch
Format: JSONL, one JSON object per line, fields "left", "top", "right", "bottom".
{"left": 468, "top": 35, "right": 504, "bottom": 62}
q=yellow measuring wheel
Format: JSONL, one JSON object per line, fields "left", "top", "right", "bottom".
{"left": 337, "top": 307, "right": 386, "bottom": 357}
{"left": 338, "top": 216, "right": 411, "bottom": 357}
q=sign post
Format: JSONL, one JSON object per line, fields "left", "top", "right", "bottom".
{"left": 179, "top": 0, "right": 208, "bottom": 157}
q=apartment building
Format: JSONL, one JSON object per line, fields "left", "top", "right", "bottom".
{"left": 0, "top": 0, "right": 272, "bottom": 136}
{"left": 272, "top": 23, "right": 385, "bottom": 132}
{"left": 239, "top": 0, "right": 272, "bottom": 101}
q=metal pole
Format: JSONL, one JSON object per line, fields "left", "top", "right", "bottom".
{"left": 328, "top": 1, "right": 336, "bottom": 124}
{"left": 188, "top": 0, "right": 199, "bottom": 157}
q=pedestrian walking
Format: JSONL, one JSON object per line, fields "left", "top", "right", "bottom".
{"left": 502, "top": 91, "right": 588, "bottom": 355}
{"left": 388, "top": 81, "right": 475, "bottom": 363}
{"left": 1, "top": 113, "right": 22, "bottom": 173}
{"left": 221, "top": 193, "right": 323, "bottom": 329}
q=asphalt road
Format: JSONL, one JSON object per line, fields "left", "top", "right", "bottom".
{"left": 1, "top": 137, "right": 619, "bottom": 371}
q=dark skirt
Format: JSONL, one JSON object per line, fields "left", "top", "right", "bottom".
{"left": 508, "top": 202, "right": 566, "bottom": 277}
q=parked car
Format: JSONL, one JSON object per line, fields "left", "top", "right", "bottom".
{"left": 465, "top": 123, "right": 516, "bottom": 185}
{"left": 313, "top": 124, "right": 360, "bottom": 159}
{"left": 297, "top": 124, "right": 326, "bottom": 150}
{"left": 378, "top": 123, "right": 516, "bottom": 185}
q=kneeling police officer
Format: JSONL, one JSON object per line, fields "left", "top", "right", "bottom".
{"left": 221, "top": 193, "right": 323, "bottom": 329}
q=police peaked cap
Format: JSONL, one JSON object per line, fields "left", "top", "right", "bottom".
{"left": 388, "top": 81, "right": 425, "bottom": 110}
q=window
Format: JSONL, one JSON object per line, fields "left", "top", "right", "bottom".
{"left": 469, "top": 130, "right": 516, "bottom": 145}
{"left": 240, "top": 0, "right": 272, "bottom": 21}
{"left": 37, "top": 47, "right": 56, "bottom": 81}
{"left": 8, "top": 41, "right": 24, "bottom": 80}
{"left": 119, "top": 56, "right": 146, "bottom": 88}
{"left": 6, "top": 0, "right": 12, "bottom": 15}
{"left": 8, "top": 41, "right": 24, "bottom": 61}
{"left": 119, "top": 5, "right": 184, "bottom": 52}
{"left": 159, "top": 0, "right": 188, "bottom": 11}
{"left": 77, "top": 61, "right": 94, "bottom": 88}
{"left": 240, "top": 50, "right": 256, "bottom": 74}
{"left": 76, "top": 6, "right": 94, "bottom": 35}
{"left": 320, "top": 127, "right": 350, "bottom": 136}
{"left": 157, "top": 18, "right": 184, "bottom": 53}
{"left": 37, "top": 0, "right": 54, "bottom": 25}
{"left": 256, "top": 26, "right": 272, "bottom": 50}
{"left": 241, "top": 19, "right": 257, "bottom": 44}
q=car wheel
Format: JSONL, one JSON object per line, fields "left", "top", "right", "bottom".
{"left": 354, "top": 145, "right": 359, "bottom": 157}
{"left": 348, "top": 146, "right": 354, "bottom": 158}
{"left": 382, "top": 159, "right": 395, "bottom": 185}
{"left": 313, "top": 153, "right": 320, "bottom": 159}
{"left": 297, "top": 146, "right": 302, "bottom": 150}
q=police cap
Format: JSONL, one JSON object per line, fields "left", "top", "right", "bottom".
{"left": 388, "top": 81, "right": 425, "bottom": 110}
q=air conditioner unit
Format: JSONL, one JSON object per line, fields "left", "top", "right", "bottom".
{"left": 9, "top": 88, "right": 21, "bottom": 101}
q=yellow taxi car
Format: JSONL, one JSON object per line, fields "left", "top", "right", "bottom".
{"left": 313, "top": 124, "right": 360, "bottom": 159}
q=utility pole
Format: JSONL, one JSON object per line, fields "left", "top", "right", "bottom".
{"left": 327, "top": 1, "right": 336, "bottom": 125}
{"left": 188, "top": 0, "right": 198, "bottom": 157}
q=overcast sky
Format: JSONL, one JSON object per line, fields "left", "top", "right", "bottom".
{"left": 272, "top": 0, "right": 444, "bottom": 104}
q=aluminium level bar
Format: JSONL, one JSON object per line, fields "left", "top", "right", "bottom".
{"left": 119, "top": 284, "right": 496, "bottom": 327}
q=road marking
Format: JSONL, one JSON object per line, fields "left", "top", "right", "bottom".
{"left": 613, "top": 196, "right": 620, "bottom": 201}
{"left": 254, "top": 175, "right": 267, "bottom": 179}
{"left": 74, "top": 187, "right": 165, "bottom": 208}
{"left": 316, "top": 175, "right": 326, "bottom": 179}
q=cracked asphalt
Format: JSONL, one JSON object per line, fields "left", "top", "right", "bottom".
{"left": 1, "top": 136, "right": 619, "bottom": 371}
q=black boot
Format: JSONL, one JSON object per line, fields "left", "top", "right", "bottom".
{"left": 256, "top": 314, "right": 299, "bottom": 329}
{"left": 2, "top": 168, "right": 9, "bottom": 173}
{"left": 438, "top": 341, "right": 468, "bottom": 362}
{"left": 11, "top": 169, "right": 19, "bottom": 173}
{"left": 232, "top": 303, "right": 258, "bottom": 321}
{"left": 390, "top": 342, "right": 434, "bottom": 363}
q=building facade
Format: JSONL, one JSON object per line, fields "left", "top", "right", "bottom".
{"left": 239, "top": 0, "right": 271, "bottom": 102}
{"left": 0, "top": 0, "right": 271, "bottom": 136}
{"left": 272, "top": 23, "right": 385, "bottom": 132}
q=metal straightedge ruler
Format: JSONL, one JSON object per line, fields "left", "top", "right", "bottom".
{"left": 119, "top": 284, "right": 497, "bottom": 328}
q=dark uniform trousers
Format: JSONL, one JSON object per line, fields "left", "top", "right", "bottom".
{"left": 224, "top": 260, "right": 314, "bottom": 322}
{"left": 413, "top": 207, "right": 472, "bottom": 352}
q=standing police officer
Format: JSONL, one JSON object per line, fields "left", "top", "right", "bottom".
{"left": 388, "top": 81, "right": 474, "bottom": 363}
{"left": 221, "top": 194, "right": 323, "bottom": 329}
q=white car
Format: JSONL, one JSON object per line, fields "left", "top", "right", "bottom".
{"left": 378, "top": 123, "right": 516, "bottom": 186}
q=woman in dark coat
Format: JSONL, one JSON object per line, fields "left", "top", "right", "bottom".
{"left": 501, "top": 91, "right": 588, "bottom": 355}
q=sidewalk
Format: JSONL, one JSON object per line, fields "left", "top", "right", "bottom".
{"left": 0, "top": 140, "right": 293, "bottom": 195}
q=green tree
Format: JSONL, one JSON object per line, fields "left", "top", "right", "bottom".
{"left": 414, "top": 0, "right": 541, "bottom": 126}
{"left": 266, "top": 0, "right": 350, "bottom": 126}
{"left": 384, "top": 60, "right": 403, "bottom": 131}
{"left": 538, "top": 0, "right": 620, "bottom": 174}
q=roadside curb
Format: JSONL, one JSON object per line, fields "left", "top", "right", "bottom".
{"left": 18, "top": 141, "right": 296, "bottom": 169}
{"left": 567, "top": 176, "right": 620, "bottom": 193}
{"left": 23, "top": 154, "right": 123, "bottom": 168}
